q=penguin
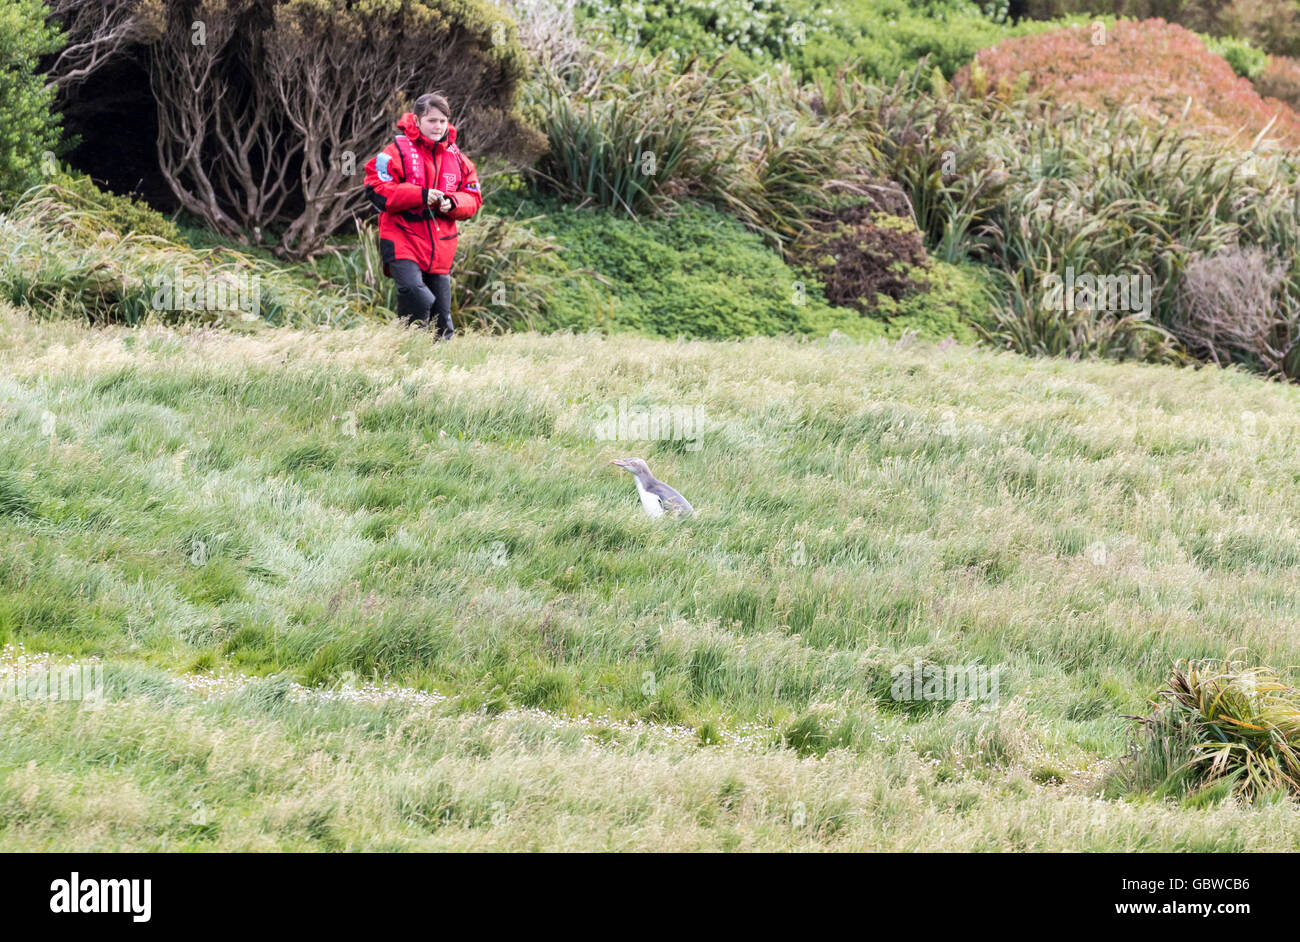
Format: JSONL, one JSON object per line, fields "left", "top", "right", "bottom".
{"left": 611, "top": 458, "right": 694, "bottom": 518}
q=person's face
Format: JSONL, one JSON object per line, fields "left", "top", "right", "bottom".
{"left": 418, "top": 110, "right": 448, "bottom": 141}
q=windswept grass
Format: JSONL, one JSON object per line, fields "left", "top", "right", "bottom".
{"left": 0, "top": 184, "right": 376, "bottom": 328}
{"left": 3, "top": 300, "right": 1300, "bottom": 848}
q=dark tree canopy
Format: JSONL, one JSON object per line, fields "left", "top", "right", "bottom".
{"left": 44, "top": 0, "right": 544, "bottom": 257}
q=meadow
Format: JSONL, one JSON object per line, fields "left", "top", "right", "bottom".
{"left": 3, "top": 300, "right": 1299, "bottom": 850}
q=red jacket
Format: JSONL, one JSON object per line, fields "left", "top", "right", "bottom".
{"left": 364, "top": 113, "right": 482, "bottom": 275}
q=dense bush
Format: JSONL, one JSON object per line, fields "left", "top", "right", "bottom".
{"left": 815, "top": 67, "right": 1013, "bottom": 262}
{"left": 1218, "top": 0, "right": 1300, "bottom": 55}
{"left": 795, "top": 205, "right": 931, "bottom": 310}
{"left": 524, "top": 54, "right": 882, "bottom": 251}
{"left": 522, "top": 36, "right": 1300, "bottom": 362}
{"left": 522, "top": 52, "right": 733, "bottom": 216}
{"left": 973, "top": 103, "right": 1300, "bottom": 367}
{"left": 1024, "top": 0, "right": 1300, "bottom": 56}
{"left": 576, "top": 0, "right": 1052, "bottom": 82}
{"left": 957, "top": 19, "right": 1300, "bottom": 148}
{"left": 1254, "top": 53, "right": 1300, "bottom": 109}
{"left": 44, "top": 169, "right": 180, "bottom": 240}
{"left": 1205, "top": 33, "right": 1270, "bottom": 78}
{"left": 0, "top": 0, "right": 63, "bottom": 201}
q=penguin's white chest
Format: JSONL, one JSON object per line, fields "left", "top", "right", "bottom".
{"left": 633, "top": 478, "right": 664, "bottom": 518}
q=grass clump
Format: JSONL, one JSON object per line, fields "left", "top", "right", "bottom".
{"left": 1112, "top": 658, "right": 1300, "bottom": 803}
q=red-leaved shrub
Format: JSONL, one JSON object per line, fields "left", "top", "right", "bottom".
{"left": 795, "top": 205, "right": 931, "bottom": 313}
{"left": 955, "top": 19, "right": 1300, "bottom": 148}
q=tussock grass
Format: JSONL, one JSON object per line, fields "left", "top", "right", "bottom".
{"left": 3, "top": 301, "right": 1300, "bottom": 848}
{"left": 1113, "top": 659, "right": 1300, "bottom": 803}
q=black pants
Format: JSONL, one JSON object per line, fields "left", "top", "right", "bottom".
{"left": 390, "top": 259, "right": 453, "bottom": 338}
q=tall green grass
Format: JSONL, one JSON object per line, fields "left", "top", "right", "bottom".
{"left": 4, "top": 304, "right": 1300, "bottom": 847}
{"left": 0, "top": 183, "right": 374, "bottom": 328}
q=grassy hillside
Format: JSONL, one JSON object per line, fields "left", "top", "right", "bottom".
{"left": 3, "top": 300, "right": 1300, "bottom": 850}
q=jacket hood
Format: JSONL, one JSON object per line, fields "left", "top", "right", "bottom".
{"left": 397, "top": 112, "right": 457, "bottom": 148}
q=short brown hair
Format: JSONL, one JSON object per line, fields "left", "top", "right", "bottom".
{"left": 414, "top": 92, "right": 450, "bottom": 120}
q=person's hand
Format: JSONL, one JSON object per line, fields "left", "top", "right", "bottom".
{"left": 438, "top": 196, "right": 453, "bottom": 214}
{"left": 425, "top": 188, "right": 444, "bottom": 206}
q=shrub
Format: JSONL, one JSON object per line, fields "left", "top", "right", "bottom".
{"left": 577, "top": 0, "right": 831, "bottom": 73}
{"left": 698, "top": 64, "right": 885, "bottom": 250}
{"left": 1205, "top": 33, "right": 1270, "bottom": 79}
{"left": 1023, "top": 0, "right": 1300, "bottom": 56}
{"left": 968, "top": 102, "right": 1300, "bottom": 365}
{"left": 957, "top": 19, "right": 1300, "bottom": 148}
{"left": 801, "top": 66, "right": 1014, "bottom": 265}
{"left": 522, "top": 51, "right": 734, "bottom": 216}
{"left": 1218, "top": 0, "right": 1300, "bottom": 56}
{"left": 1113, "top": 659, "right": 1300, "bottom": 802}
{"left": 795, "top": 205, "right": 931, "bottom": 311}
{"left": 45, "top": 169, "right": 180, "bottom": 241}
{"left": 869, "top": 260, "right": 996, "bottom": 342}
{"left": 0, "top": 0, "right": 64, "bottom": 201}
{"left": 576, "top": 0, "right": 1052, "bottom": 83}
{"left": 525, "top": 54, "right": 881, "bottom": 251}
{"left": 1253, "top": 53, "right": 1300, "bottom": 109}
{"left": 1170, "top": 246, "right": 1296, "bottom": 375}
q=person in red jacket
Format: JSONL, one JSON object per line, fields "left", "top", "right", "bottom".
{"left": 364, "top": 92, "right": 482, "bottom": 338}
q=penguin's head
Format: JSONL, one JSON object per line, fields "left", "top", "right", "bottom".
{"left": 611, "top": 457, "right": 651, "bottom": 479}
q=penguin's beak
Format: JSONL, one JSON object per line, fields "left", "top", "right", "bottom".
{"left": 610, "top": 459, "right": 627, "bottom": 469}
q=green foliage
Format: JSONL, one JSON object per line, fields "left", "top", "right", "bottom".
{"left": 975, "top": 104, "right": 1300, "bottom": 366}
{"left": 45, "top": 169, "right": 181, "bottom": 241}
{"left": 1025, "top": 0, "right": 1300, "bottom": 57}
{"left": 576, "top": 0, "right": 1052, "bottom": 82}
{"left": 523, "top": 51, "right": 734, "bottom": 216}
{"left": 1113, "top": 659, "right": 1300, "bottom": 803}
{"left": 578, "top": 0, "right": 833, "bottom": 75}
{"left": 508, "top": 194, "right": 866, "bottom": 339}
{"left": 869, "top": 261, "right": 995, "bottom": 342}
{"left": 0, "top": 0, "right": 64, "bottom": 201}
{"left": 1204, "top": 33, "right": 1270, "bottom": 79}
{"left": 525, "top": 52, "right": 891, "bottom": 253}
